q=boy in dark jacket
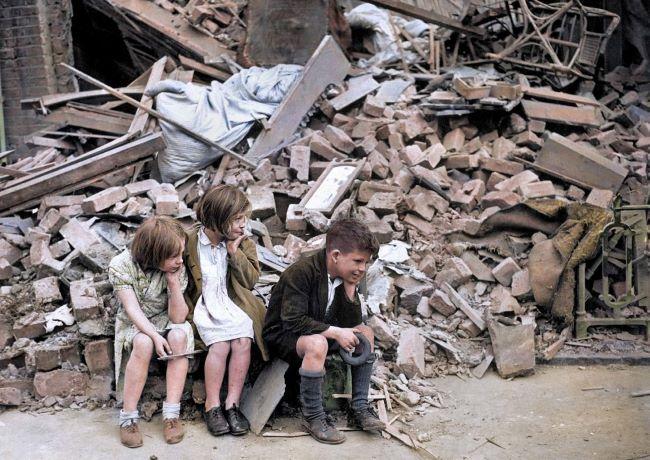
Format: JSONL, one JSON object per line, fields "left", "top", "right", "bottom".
{"left": 263, "top": 218, "right": 385, "bottom": 444}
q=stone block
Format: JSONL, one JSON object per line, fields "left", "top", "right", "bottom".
{"left": 492, "top": 257, "right": 521, "bottom": 287}
{"left": 69, "top": 280, "right": 100, "bottom": 321}
{"left": 37, "top": 208, "right": 66, "bottom": 234}
{"left": 494, "top": 170, "right": 539, "bottom": 192}
{"left": 400, "top": 284, "right": 434, "bottom": 313}
{"left": 487, "top": 319, "right": 535, "bottom": 379}
{"left": 0, "top": 387, "right": 22, "bottom": 406}
{"left": 479, "top": 158, "right": 525, "bottom": 176}
{"left": 12, "top": 312, "right": 46, "bottom": 340}
{"left": 285, "top": 204, "right": 307, "bottom": 232}
{"left": 33, "top": 370, "right": 89, "bottom": 398}
{"left": 0, "top": 238, "right": 22, "bottom": 265}
{"left": 461, "top": 252, "right": 495, "bottom": 282}
{"left": 585, "top": 188, "right": 614, "bottom": 209}
{"left": 125, "top": 179, "right": 159, "bottom": 197}
{"left": 566, "top": 185, "right": 586, "bottom": 201}
{"left": 435, "top": 257, "right": 472, "bottom": 288}
{"left": 81, "top": 186, "right": 127, "bottom": 213}
{"left": 32, "top": 276, "right": 62, "bottom": 303}
{"left": 289, "top": 145, "right": 310, "bottom": 182}
{"left": 519, "top": 181, "right": 555, "bottom": 199}
{"left": 480, "top": 191, "right": 520, "bottom": 209}
{"left": 59, "top": 218, "right": 100, "bottom": 251}
{"left": 489, "top": 285, "right": 522, "bottom": 314}
{"left": 511, "top": 269, "right": 532, "bottom": 298}
{"left": 428, "top": 289, "right": 457, "bottom": 317}
{"left": 310, "top": 133, "right": 346, "bottom": 160}
{"left": 247, "top": 187, "right": 276, "bottom": 220}
{"left": 367, "top": 315, "right": 397, "bottom": 347}
{"left": 396, "top": 327, "right": 426, "bottom": 378}
{"left": 324, "top": 125, "right": 355, "bottom": 153}
{"left": 83, "top": 339, "right": 114, "bottom": 374}
{"left": 443, "top": 128, "right": 465, "bottom": 152}
{"left": 367, "top": 192, "right": 402, "bottom": 216}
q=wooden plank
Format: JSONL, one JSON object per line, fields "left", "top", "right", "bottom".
{"left": 26, "top": 136, "right": 75, "bottom": 150}
{"left": 0, "top": 166, "right": 28, "bottom": 178}
{"left": 329, "top": 74, "right": 380, "bottom": 112}
{"left": 129, "top": 56, "right": 167, "bottom": 134}
{"left": 522, "top": 87, "right": 600, "bottom": 107}
{"left": 521, "top": 99, "right": 603, "bottom": 128}
{"left": 443, "top": 283, "right": 486, "bottom": 331}
{"left": 245, "top": 35, "right": 350, "bottom": 163}
{"left": 3, "top": 133, "right": 137, "bottom": 189}
{"left": 178, "top": 55, "right": 231, "bottom": 82}
{"left": 534, "top": 132, "right": 628, "bottom": 191}
{"left": 109, "top": 0, "right": 233, "bottom": 63}
{"left": 240, "top": 359, "right": 289, "bottom": 435}
{"left": 0, "top": 133, "right": 165, "bottom": 212}
{"left": 44, "top": 107, "right": 132, "bottom": 134}
{"left": 364, "top": 0, "right": 485, "bottom": 37}
{"left": 21, "top": 86, "right": 145, "bottom": 110}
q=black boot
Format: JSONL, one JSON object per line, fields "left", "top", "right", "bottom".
{"left": 299, "top": 368, "right": 345, "bottom": 444}
{"left": 348, "top": 354, "right": 385, "bottom": 431}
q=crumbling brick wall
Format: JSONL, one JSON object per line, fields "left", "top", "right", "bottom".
{"left": 0, "top": 0, "right": 76, "bottom": 148}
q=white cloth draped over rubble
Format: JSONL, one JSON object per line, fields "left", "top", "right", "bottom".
{"left": 146, "top": 65, "right": 303, "bottom": 183}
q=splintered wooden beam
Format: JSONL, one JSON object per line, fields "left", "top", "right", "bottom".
{"left": 244, "top": 35, "right": 350, "bottom": 163}
{"left": 61, "top": 63, "right": 256, "bottom": 168}
{"left": 364, "top": 0, "right": 486, "bottom": 37}
{"left": 0, "top": 133, "right": 166, "bottom": 213}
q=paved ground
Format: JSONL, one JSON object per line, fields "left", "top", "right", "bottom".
{"left": 0, "top": 365, "right": 648, "bottom": 460}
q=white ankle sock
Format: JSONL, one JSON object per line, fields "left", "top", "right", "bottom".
{"left": 162, "top": 402, "right": 181, "bottom": 420}
{"left": 119, "top": 409, "right": 139, "bottom": 427}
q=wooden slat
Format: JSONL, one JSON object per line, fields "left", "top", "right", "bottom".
{"left": 178, "top": 55, "right": 231, "bottom": 82}
{"left": 523, "top": 87, "right": 600, "bottom": 107}
{"left": 521, "top": 99, "right": 603, "bottom": 128}
{"left": 364, "top": 0, "right": 485, "bottom": 37}
{"left": 129, "top": 56, "right": 168, "bottom": 134}
{"left": 245, "top": 35, "right": 350, "bottom": 162}
{"left": 0, "top": 133, "right": 164, "bottom": 211}
{"left": 21, "top": 86, "right": 145, "bottom": 110}
{"left": 44, "top": 107, "right": 132, "bottom": 134}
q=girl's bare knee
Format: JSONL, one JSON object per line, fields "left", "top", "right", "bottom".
{"left": 167, "top": 329, "right": 187, "bottom": 351}
{"left": 132, "top": 333, "right": 154, "bottom": 358}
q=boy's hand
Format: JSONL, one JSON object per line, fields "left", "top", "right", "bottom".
{"left": 226, "top": 235, "right": 247, "bottom": 257}
{"left": 336, "top": 327, "right": 360, "bottom": 352}
{"left": 153, "top": 334, "right": 172, "bottom": 358}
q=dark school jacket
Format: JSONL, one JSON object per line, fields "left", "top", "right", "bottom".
{"left": 262, "top": 249, "right": 362, "bottom": 357}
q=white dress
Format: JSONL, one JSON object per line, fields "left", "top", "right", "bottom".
{"left": 193, "top": 228, "right": 254, "bottom": 346}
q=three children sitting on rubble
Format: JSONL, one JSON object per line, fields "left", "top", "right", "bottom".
{"left": 108, "top": 185, "right": 384, "bottom": 448}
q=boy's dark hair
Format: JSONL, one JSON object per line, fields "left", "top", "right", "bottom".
{"left": 131, "top": 216, "right": 186, "bottom": 271}
{"left": 196, "top": 185, "right": 251, "bottom": 236}
{"left": 325, "top": 218, "right": 379, "bottom": 256}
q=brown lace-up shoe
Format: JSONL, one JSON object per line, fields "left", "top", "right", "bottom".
{"left": 347, "top": 406, "right": 386, "bottom": 431}
{"left": 120, "top": 422, "right": 143, "bottom": 448}
{"left": 163, "top": 417, "right": 184, "bottom": 444}
{"left": 303, "top": 416, "right": 346, "bottom": 444}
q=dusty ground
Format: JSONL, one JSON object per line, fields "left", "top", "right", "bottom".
{"left": 0, "top": 365, "right": 648, "bottom": 460}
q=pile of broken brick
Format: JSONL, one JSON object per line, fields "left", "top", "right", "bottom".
{"left": 0, "top": 4, "right": 648, "bottom": 440}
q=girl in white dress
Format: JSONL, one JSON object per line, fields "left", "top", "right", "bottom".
{"left": 191, "top": 185, "right": 261, "bottom": 436}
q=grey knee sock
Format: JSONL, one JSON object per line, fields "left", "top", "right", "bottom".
{"left": 350, "top": 354, "right": 376, "bottom": 411}
{"left": 299, "top": 368, "right": 326, "bottom": 422}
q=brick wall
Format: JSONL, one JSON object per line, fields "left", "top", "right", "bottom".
{"left": 0, "top": 0, "right": 76, "bottom": 148}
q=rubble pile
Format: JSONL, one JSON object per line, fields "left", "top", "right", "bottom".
{"left": 0, "top": 1, "right": 648, "bottom": 434}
